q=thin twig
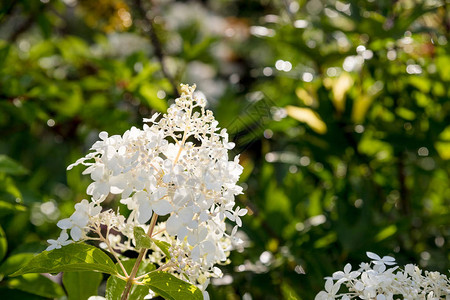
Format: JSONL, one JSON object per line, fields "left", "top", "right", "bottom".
{"left": 151, "top": 227, "right": 166, "bottom": 237}
{"left": 95, "top": 225, "right": 129, "bottom": 278}
{"left": 397, "top": 151, "right": 410, "bottom": 215}
{"left": 8, "top": 15, "right": 34, "bottom": 42}
{"left": 120, "top": 213, "right": 159, "bottom": 300}
{"left": 134, "top": 262, "right": 175, "bottom": 281}
{"left": 0, "top": 0, "right": 18, "bottom": 22}
{"left": 132, "top": 0, "right": 179, "bottom": 98}
{"left": 6, "top": 1, "right": 48, "bottom": 43}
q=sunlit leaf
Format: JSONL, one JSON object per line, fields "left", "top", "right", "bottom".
{"left": 152, "top": 239, "right": 171, "bottom": 259}
{"left": 331, "top": 72, "right": 353, "bottom": 113}
{"left": 375, "top": 225, "right": 397, "bottom": 242}
{"left": 142, "top": 271, "right": 203, "bottom": 300}
{"left": 295, "top": 87, "right": 315, "bottom": 106}
{"left": 134, "top": 226, "right": 152, "bottom": 250}
{"left": 352, "top": 94, "right": 374, "bottom": 123}
{"left": 286, "top": 106, "right": 327, "bottom": 134}
{"left": 395, "top": 107, "right": 416, "bottom": 120}
{"left": 435, "top": 142, "right": 450, "bottom": 160}
{"left": 11, "top": 243, "right": 118, "bottom": 276}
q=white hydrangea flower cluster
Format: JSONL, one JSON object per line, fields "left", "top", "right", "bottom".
{"left": 315, "top": 252, "right": 450, "bottom": 300}
{"left": 146, "top": 221, "right": 228, "bottom": 289}
{"left": 47, "top": 84, "right": 246, "bottom": 295}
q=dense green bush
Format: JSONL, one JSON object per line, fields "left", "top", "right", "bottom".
{"left": 0, "top": 0, "right": 449, "bottom": 299}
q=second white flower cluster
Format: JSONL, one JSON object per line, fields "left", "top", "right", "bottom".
{"left": 315, "top": 252, "right": 450, "bottom": 300}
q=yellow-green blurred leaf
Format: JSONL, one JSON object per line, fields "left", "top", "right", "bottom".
{"left": 352, "top": 94, "right": 374, "bottom": 124}
{"left": 286, "top": 106, "right": 327, "bottom": 134}
{"left": 395, "top": 107, "right": 416, "bottom": 120}
{"left": 314, "top": 232, "right": 337, "bottom": 248}
{"left": 295, "top": 87, "right": 315, "bottom": 106}
{"left": 435, "top": 142, "right": 450, "bottom": 160}
{"left": 332, "top": 72, "right": 353, "bottom": 113}
{"left": 409, "top": 77, "right": 430, "bottom": 93}
{"left": 139, "top": 84, "right": 167, "bottom": 112}
{"left": 128, "top": 63, "right": 159, "bottom": 91}
{"left": 375, "top": 225, "right": 397, "bottom": 242}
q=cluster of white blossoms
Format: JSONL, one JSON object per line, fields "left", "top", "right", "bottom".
{"left": 47, "top": 84, "right": 246, "bottom": 296}
{"left": 315, "top": 252, "right": 450, "bottom": 300}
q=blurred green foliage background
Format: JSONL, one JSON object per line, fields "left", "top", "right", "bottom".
{"left": 0, "top": 0, "right": 449, "bottom": 299}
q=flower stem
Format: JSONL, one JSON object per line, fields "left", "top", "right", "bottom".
{"left": 134, "top": 262, "right": 175, "bottom": 281}
{"left": 120, "top": 213, "right": 159, "bottom": 300}
{"left": 95, "top": 225, "right": 129, "bottom": 278}
{"left": 122, "top": 98, "right": 191, "bottom": 300}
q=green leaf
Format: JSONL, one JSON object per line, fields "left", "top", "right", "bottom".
{"left": 0, "top": 225, "right": 7, "bottom": 262}
{"left": 133, "top": 226, "right": 152, "bottom": 250}
{"left": 138, "top": 83, "right": 168, "bottom": 112}
{"left": 128, "top": 63, "right": 159, "bottom": 91}
{"left": 143, "top": 271, "right": 203, "bottom": 300}
{"left": 0, "top": 175, "right": 23, "bottom": 201}
{"left": 37, "top": 13, "right": 51, "bottom": 39}
{"left": 0, "top": 200, "right": 26, "bottom": 218}
{"left": 314, "top": 232, "right": 337, "bottom": 248}
{"left": 0, "top": 253, "right": 35, "bottom": 277}
{"left": 0, "top": 44, "right": 10, "bottom": 70}
{"left": 152, "top": 239, "right": 171, "bottom": 259}
{"left": 63, "top": 271, "right": 103, "bottom": 300}
{"left": 11, "top": 243, "right": 118, "bottom": 277}
{"left": 7, "top": 273, "right": 65, "bottom": 298}
{"left": 0, "top": 287, "right": 45, "bottom": 299}
{"left": 43, "top": 84, "right": 84, "bottom": 117}
{"left": 0, "top": 243, "right": 46, "bottom": 279}
{"left": 375, "top": 225, "right": 397, "bottom": 242}
{"left": 184, "top": 36, "right": 218, "bottom": 61}
{"left": 0, "top": 155, "right": 28, "bottom": 175}
{"left": 106, "top": 259, "right": 155, "bottom": 300}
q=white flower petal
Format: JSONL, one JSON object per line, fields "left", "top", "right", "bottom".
{"left": 57, "top": 218, "right": 72, "bottom": 229}
{"left": 99, "top": 131, "right": 108, "bottom": 140}
{"left": 325, "top": 278, "right": 333, "bottom": 292}
{"left": 59, "top": 230, "right": 69, "bottom": 241}
{"left": 224, "top": 211, "right": 235, "bottom": 221}
{"left": 45, "top": 244, "right": 56, "bottom": 251}
{"left": 137, "top": 201, "right": 152, "bottom": 224}
{"left": 152, "top": 200, "right": 173, "bottom": 216}
{"left": 344, "top": 263, "right": 352, "bottom": 274}
{"left": 70, "top": 226, "right": 83, "bottom": 241}
{"left": 366, "top": 251, "right": 380, "bottom": 260}
{"left": 177, "top": 227, "right": 189, "bottom": 240}
{"left": 238, "top": 208, "right": 248, "bottom": 216}
{"left": 166, "top": 214, "right": 181, "bottom": 236}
